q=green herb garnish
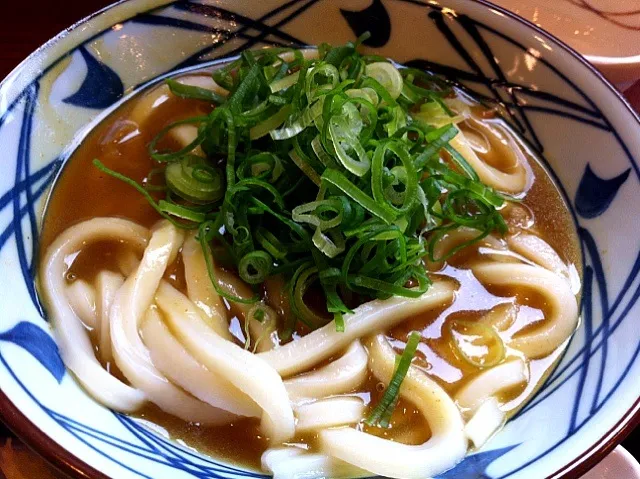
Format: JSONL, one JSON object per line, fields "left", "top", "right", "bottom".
{"left": 367, "top": 331, "right": 421, "bottom": 428}
{"left": 95, "top": 35, "right": 508, "bottom": 334}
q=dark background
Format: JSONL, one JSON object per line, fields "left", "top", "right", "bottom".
{"left": 0, "top": 0, "right": 637, "bottom": 472}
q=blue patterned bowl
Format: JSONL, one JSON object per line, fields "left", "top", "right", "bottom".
{"left": 0, "top": 1, "right": 638, "bottom": 478}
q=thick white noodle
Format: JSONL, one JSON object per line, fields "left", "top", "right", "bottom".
{"left": 259, "top": 280, "right": 455, "bottom": 377}
{"left": 65, "top": 280, "right": 97, "bottom": 329}
{"left": 478, "top": 302, "right": 518, "bottom": 332}
{"left": 110, "top": 221, "right": 225, "bottom": 424}
{"left": 284, "top": 341, "right": 368, "bottom": 401}
{"left": 182, "top": 234, "right": 232, "bottom": 340}
{"left": 507, "top": 232, "right": 582, "bottom": 295}
{"left": 294, "top": 396, "right": 364, "bottom": 432}
{"left": 262, "top": 447, "right": 366, "bottom": 479}
{"left": 155, "top": 282, "right": 295, "bottom": 443}
{"left": 451, "top": 119, "right": 529, "bottom": 194}
{"left": 463, "top": 397, "right": 504, "bottom": 448}
{"left": 183, "top": 236, "right": 280, "bottom": 351}
{"left": 141, "top": 307, "right": 258, "bottom": 418}
{"left": 278, "top": 48, "right": 319, "bottom": 63}
{"left": 215, "top": 266, "right": 280, "bottom": 352}
{"left": 427, "top": 226, "right": 506, "bottom": 269}
{"left": 41, "top": 218, "right": 149, "bottom": 411}
{"left": 248, "top": 305, "right": 279, "bottom": 353}
{"left": 259, "top": 276, "right": 291, "bottom": 352}
{"left": 168, "top": 124, "right": 204, "bottom": 156}
{"left": 472, "top": 263, "right": 578, "bottom": 358}
{"left": 507, "top": 233, "right": 568, "bottom": 277}
{"left": 116, "top": 249, "right": 141, "bottom": 276}
{"left": 319, "top": 334, "right": 467, "bottom": 479}
{"left": 455, "top": 359, "right": 527, "bottom": 412}
{"left": 95, "top": 270, "right": 124, "bottom": 365}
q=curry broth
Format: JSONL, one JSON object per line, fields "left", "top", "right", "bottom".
{"left": 39, "top": 71, "right": 581, "bottom": 471}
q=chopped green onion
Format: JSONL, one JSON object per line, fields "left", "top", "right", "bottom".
{"left": 270, "top": 100, "right": 323, "bottom": 140}
{"left": 448, "top": 319, "right": 505, "bottom": 368}
{"left": 158, "top": 200, "right": 206, "bottom": 222}
{"left": 289, "top": 263, "right": 329, "bottom": 329}
{"left": 289, "top": 150, "right": 322, "bottom": 186}
{"left": 413, "top": 124, "right": 459, "bottom": 170}
{"left": 94, "top": 38, "right": 512, "bottom": 336}
{"left": 166, "top": 79, "right": 227, "bottom": 104}
{"left": 250, "top": 105, "right": 292, "bottom": 140}
{"left": 305, "top": 63, "right": 340, "bottom": 102}
{"left": 92, "top": 160, "right": 198, "bottom": 229}
{"left": 165, "top": 156, "right": 224, "bottom": 204}
{"left": 445, "top": 143, "right": 480, "bottom": 181}
{"left": 311, "top": 134, "right": 338, "bottom": 168}
{"left": 197, "top": 222, "right": 259, "bottom": 304}
{"left": 333, "top": 312, "right": 345, "bottom": 332}
{"left": 371, "top": 141, "right": 418, "bottom": 215}
{"left": 292, "top": 198, "right": 346, "bottom": 230}
{"left": 365, "top": 62, "right": 403, "bottom": 100}
{"left": 367, "top": 331, "right": 421, "bottom": 428}
{"left": 255, "top": 227, "right": 287, "bottom": 260}
{"left": 321, "top": 169, "right": 396, "bottom": 224}
{"left": 270, "top": 71, "right": 299, "bottom": 93}
{"left": 148, "top": 116, "right": 208, "bottom": 163}
{"left": 328, "top": 116, "right": 371, "bottom": 176}
{"left": 239, "top": 250, "right": 273, "bottom": 284}
{"left": 312, "top": 227, "right": 346, "bottom": 258}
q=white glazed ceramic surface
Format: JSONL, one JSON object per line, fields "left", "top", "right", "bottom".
{"left": 0, "top": 1, "right": 638, "bottom": 478}
{"left": 580, "top": 447, "right": 640, "bottom": 479}
{"left": 489, "top": 0, "right": 640, "bottom": 85}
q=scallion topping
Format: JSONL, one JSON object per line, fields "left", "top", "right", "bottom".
{"left": 367, "top": 331, "right": 421, "bottom": 428}
{"left": 93, "top": 37, "right": 510, "bottom": 335}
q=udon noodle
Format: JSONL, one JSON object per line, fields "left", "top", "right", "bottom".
{"left": 39, "top": 43, "right": 581, "bottom": 479}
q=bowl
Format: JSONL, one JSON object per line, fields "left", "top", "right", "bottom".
{"left": 0, "top": 1, "right": 638, "bottom": 478}
{"left": 487, "top": 0, "right": 640, "bottom": 87}
{"left": 581, "top": 446, "right": 640, "bottom": 479}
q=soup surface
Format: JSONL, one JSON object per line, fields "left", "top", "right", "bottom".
{"left": 39, "top": 45, "right": 581, "bottom": 477}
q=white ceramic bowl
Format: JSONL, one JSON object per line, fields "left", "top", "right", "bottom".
{"left": 489, "top": 0, "right": 640, "bottom": 86}
{"left": 0, "top": 1, "right": 638, "bottom": 478}
{"left": 581, "top": 447, "right": 640, "bottom": 479}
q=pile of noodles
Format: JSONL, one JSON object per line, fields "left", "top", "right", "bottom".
{"left": 40, "top": 48, "right": 580, "bottom": 479}
{"left": 41, "top": 136, "right": 578, "bottom": 479}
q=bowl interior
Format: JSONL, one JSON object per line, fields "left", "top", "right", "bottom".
{"left": 0, "top": 1, "right": 639, "bottom": 478}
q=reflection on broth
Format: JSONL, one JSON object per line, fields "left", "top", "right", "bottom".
{"left": 38, "top": 42, "right": 581, "bottom": 479}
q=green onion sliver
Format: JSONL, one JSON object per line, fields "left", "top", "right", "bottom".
{"left": 365, "top": 62, "right": 403, "bottom": 100}
{"left": 287, "top": 149, "right": 321, "bottom": 186}
{"left": 158, "top": 200, "right": 206, "bottom": 222}
{"left": 371, "top": 141, "right": 418, "bottom": 215}
{"left": 321, "top": 169, "right": 395, "bottom": 224}
{"left": 289, "top": 263, "right": 329, "bottom": 329}
{"left": 292, "top": 198, "right": 346, "bottom": 230}
{"left": 238, "top": 250, "right": 273, "bottom": 284}
{"left": 250, "top": 105, "right": 292, "bottom": 140}
{"left": 166, "top": 79, "right": 227, "bottom": 104}
{"left": 312, "top": 227, "right": 346, "bottom": 258}
{"left": 270, "top": 71, "right": 299, "bottom": 93}
{"left": 92, "top": 160, "right": 198, "bottom": 229}
{"left": 413, "top": 124, "right": 458, "bottom": 170}
{"left": 197, "top": 222, "right": 260, "bottom": 304}
{"left": 448, "top": 319, "right": 505, "bottom": 368}
{"left": 165, "top": 157, "right": 224, "bottom": 204}
{"left": 328, "top": 117, "right": 371, "bottom": 176}
{"left": 444, "top": 143, "right": 480, "bottom": 181}
{"left": 366, "top": 331, "right": 421, "bottom": 427}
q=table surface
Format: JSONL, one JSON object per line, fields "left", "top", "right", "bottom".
{"left": 0, "top": 0, "right": 637, "bottom": 476}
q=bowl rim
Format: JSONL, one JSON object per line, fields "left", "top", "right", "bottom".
{"left": 0, "top": 0, "right": 638, "bottom": 478}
